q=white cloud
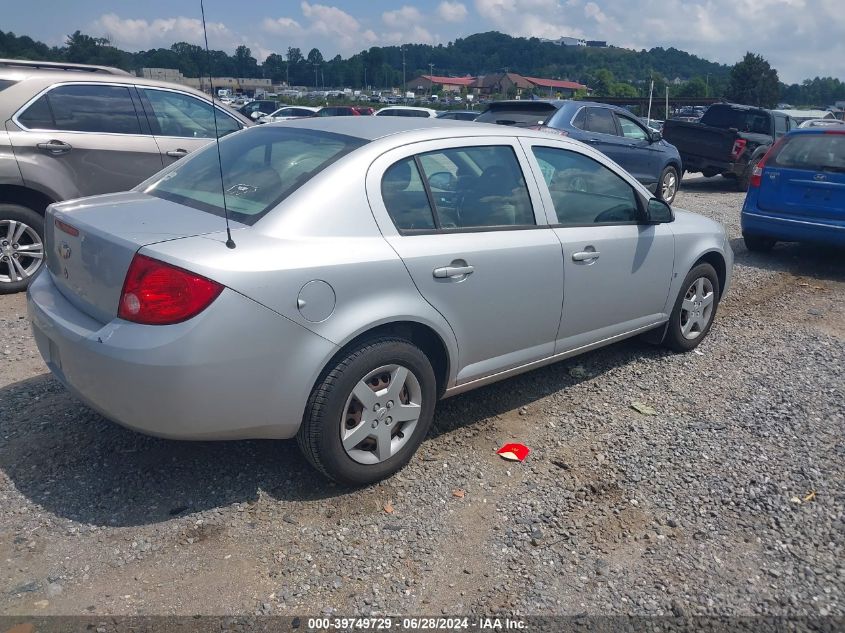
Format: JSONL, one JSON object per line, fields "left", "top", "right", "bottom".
{"left": 262, "top": 2, "right": 377, "bottom": 53}
{"left": 382, "top": 6, "right": 424, "bottom": 29}
{"left": 472, "top": 0, "right": 845, "bottom": 82}
{"left": 92, "top": 13, "right": 231, "bottom": 49}
{"left": 437, "top": 2, "right": 469, "bottom": 22}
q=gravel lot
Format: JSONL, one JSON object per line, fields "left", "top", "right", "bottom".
{"left": 0, "top": 175, "right": 843, "bottom": 618}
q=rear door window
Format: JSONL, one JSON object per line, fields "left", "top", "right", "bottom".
{"left": 139, "top": 88, "right": 241, "bottom": 138}
{"left": 584, "top": 107, "right": 619, "bottom": 136}
{"left": 18, "top": 84, "right": 142, "bottom": 134}
{"left": 381, "top": 158, "right": 437, "bottom": 230}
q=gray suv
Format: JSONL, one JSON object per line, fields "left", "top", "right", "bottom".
{"left": 0, "top": 59, "right": 251, "bottom": 293}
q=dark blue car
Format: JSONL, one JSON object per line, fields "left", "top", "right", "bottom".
{"left": 476, "top": 100, "right": 683, "bottom": 204}
{"left": 741, "top": 128, "right": 845, "bottom": 251}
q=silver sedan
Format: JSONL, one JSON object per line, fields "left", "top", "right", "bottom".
{"left": 28, "top": 118, "right": 733, "bottom": 485}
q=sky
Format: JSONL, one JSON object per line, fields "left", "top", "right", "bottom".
{"left": 3, "top": 0, "right": 843, "bottom": 84}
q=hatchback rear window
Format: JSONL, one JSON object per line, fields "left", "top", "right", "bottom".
{"left": 141, "top": 127, "right": 366, "bottom": 225}
{"left": 475, "top": 104, "right": 557, "bottom": 127}
{"left": 770, "top": 133, "right": 845, "bottom": 172}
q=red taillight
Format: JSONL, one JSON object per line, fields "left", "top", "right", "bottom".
{"left": 749, "top": 137, "right": 787, "bottom": 189}
{"left": 118, "top": 254, "right": 223, "bottom": 325}
{"left": 730, "top": 138, "right": 747, "bottom": 160}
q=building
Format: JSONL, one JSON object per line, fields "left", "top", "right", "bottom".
{"left": 138, "top": 68, "right": 273, "bottom": 96}
{"left": 405, "top": 74, "right": 475, "bottom": 94}
{"left": 471, "top": 72, "right": 533, "bottom": 97}
{"left": 585, "top": 40, "right": 607, "bottom": 48}
{"left": 541, "top": 36, "right": 587, "bottom": 46}
{"left": 470, "top": 72, "right": 589, "bottom": 98}
{"left": 523, "top": 76, "right": 589, "bottom": 98}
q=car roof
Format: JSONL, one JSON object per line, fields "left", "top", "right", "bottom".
{"left": 482, "top": 99, "right": 642, "bottom": 116}
{"left": 269, "top": 115, "right": 547, "bottom": 141}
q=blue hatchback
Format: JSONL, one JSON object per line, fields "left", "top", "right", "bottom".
{"left": 476, "top": 100, "right": 683, "bottom": 204}
{"left": 742, "top": 129, "right": 845, "bottom": 250}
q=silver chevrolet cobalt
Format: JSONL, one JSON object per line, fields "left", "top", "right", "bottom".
{"left": 28, "top": 118, "right": 732, "bottom": 485}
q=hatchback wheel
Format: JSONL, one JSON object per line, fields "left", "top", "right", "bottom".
{"left": 663, "top": 263, "right": 720, "bottom": 352}
{"left": 0, "top": 204, "right": 45, "bottom": 295}
{"left": 658, "top": 166, "right": 679, "bottom": 205}
{"left": 297, "top": 337, "right": 436, "bottom": 486}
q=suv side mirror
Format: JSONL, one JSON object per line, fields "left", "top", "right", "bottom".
{"left": 649, "top": 131, "right": 662, "bottom": 143}
{"left": 645, "top": 198, "right": 673, "bottom": 223}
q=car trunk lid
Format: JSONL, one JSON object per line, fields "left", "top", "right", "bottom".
{"left": 46, "top": 192, "right": 235, "bottom": 324}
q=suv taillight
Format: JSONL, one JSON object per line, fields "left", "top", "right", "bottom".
{"left": 749, "top": 137, "right": 787, "bottom": 189}
{"left": 118, "top": 254, "right": 223, "bottom": 325}
{"left": 730, "top": 138, "right": 747, "bottom": 160}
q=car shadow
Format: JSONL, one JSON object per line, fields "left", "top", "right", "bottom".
{"left": 0, "top": 338, "right": 669, "bottom": 528}
{"left": 730, "top": 236, "right": 845, "bottom": 283}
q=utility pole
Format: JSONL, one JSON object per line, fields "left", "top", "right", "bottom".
{"left": 705, "top": 73, "right": 710, "bottom": 98}
{"left": 401, "top": 47, "right": 406, "bottom": 95}
{"left": 428, "top": 63, "right": 434, "bottom": 97}
{"left": 314, "top": 63, "right": 318, "bottom": 89}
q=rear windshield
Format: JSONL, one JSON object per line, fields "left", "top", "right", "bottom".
{"left": 475, "top": 104, "right": 557, "bottom": 127}
{"left": 701, "top": 106, "right": 771, "bottom": 134}
{"left": 141, "top": 127, "right": 366, "bottom": 225}
{"left": 770, "top": 133, "right": 845, "bottom": 173}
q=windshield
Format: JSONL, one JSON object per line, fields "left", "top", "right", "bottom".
{"left": 141, "top": 127, "right": 366, "bottom": 225}
{"left": 701, "top": 106, "right": 771, "bottom": 134}
{"left": 475, "top": 104, "right": 557, "bottom": 127}
{"left": 770, "top": 133, "right": 845, "bottom": 173}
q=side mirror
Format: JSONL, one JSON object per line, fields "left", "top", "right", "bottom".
{"left": 645, "top": 198, "right": 673, "bottom": 223}
{"left": 428, "top": 171, "right": 457, "bottom": 192}
{"left": 250, "top": 111, "right": 262, "bottom": 120}
{"left": 650, "top": 131, "right": 662, "bottom": 143}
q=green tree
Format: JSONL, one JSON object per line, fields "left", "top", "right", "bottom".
{"left": 726, "top": 52, "right": 780, "bottom": 108}
{"left": 676, "top": 76, "right": 707, "bottom": 98}
{"left": 263, "top": 53, "right": 287, "bottom": 83}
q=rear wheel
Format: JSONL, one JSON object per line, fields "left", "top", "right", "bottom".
{"left": 0, "top": 204, "right": 45, "bottom": 295}
{"left": 297, "top": 337, "right": 436, "bottom": 486}
{"left": 657, "top": 165, "right": 679, "bottom": 205}
{"left": 663, "top": 263, "right": 720, "bottom": 352}
{"left": 743, "top": 232, "right": 776, "bottom": 252}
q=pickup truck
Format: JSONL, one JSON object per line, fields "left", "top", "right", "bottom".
{"left": 662, "top": 103, "right": 796, "bottom": 190}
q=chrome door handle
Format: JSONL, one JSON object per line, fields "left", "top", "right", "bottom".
{"left": 433, "top": 265, "right": 474, "bottom": 278}
{"left": 587, "top": 138, "right": 600, "bottom": 143}
{"left": 572, "top": 251, "right": 600, "bottom": 261}
{"left": 166, "top": 148, "right": 189, "bottom": 158}
{"left": 37, "top": 140, "right": 72, "bottom": 154}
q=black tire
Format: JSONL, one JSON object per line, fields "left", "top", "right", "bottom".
{"left": 657, "top": 165, "right": 679, "bottom": 205}
{"left": 736, "top": 157, "right": 760, "bottom": 192}
{"left": 297, "top": 337, "right": 437, "bottom": 486}
{"left": 743, "top": 232, "right": 776, "bottom": 252}
{"left": 663, "top": 263, "right": 720, "bottom": 353}
{"left": 0, "top": 204, "right": 45, "bottom": 295}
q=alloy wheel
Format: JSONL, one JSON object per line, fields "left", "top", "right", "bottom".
{"left": 0, "top": 220, "right": 44, "bottom": 284}
{"left": 680, "top": 277, "right": 714, "bottom": 340}
{"left": 661, "top": 170, "right": 677, "bottom": 202}
{"left": 340, "top": 364, "right": 422, "bottom": 465}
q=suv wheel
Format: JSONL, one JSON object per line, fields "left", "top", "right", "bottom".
{"left": 658, "top": 166, "right": 679, "bottom": 205}
{"left": 297, "top": 337, "right": 437, "bottom": 486}
{"left": 0, "top": 204, "right": 45, "bottom": 294}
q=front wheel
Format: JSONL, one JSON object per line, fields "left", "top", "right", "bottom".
{"left": 0, "top": 204, "right": 45, "bottom": 295}
{"left": 663, "top": 263, "right": 720, "bottom": 352}
{"left": 297, "top": 337, "right": 437, "bottom": 486}
{"left": 657, "top": 165, "right": 679, "bottom": 205}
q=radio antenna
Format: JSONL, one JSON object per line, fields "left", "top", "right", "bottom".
{"left": 200, "top": 0, "right": 236, "bottom": 249}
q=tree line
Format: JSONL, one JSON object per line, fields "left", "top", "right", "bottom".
{"left": 1, "top": 29, "right": 842, "bottom": 108}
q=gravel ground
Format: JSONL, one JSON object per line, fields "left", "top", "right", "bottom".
{"left": 0, "top": 175, "right": 842, "bottom": 618}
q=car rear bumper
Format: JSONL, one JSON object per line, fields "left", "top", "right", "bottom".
{"left": 27, "top": 271, "right": 337, "bottom": 440}
{"left": 741, "top": 209, "right": 845, "bottom": 246}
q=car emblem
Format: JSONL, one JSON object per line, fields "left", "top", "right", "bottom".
{"left": 59, "top": 242, "right": 72, "bottom": 260}
{"left": 814, "top": 173, "right": 827, "bottom": 181}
